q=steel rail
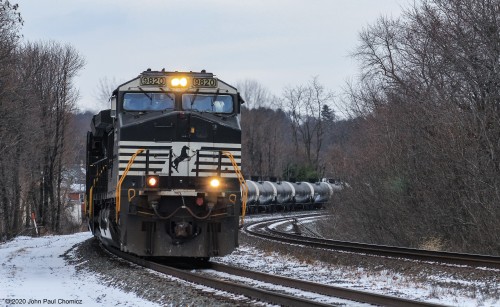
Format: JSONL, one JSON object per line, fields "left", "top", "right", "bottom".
{"left": 101, "top": 244, "right": 339, "bottom": 306}
{"left": 210, "top": 262, "right": 445, "bottom": 307}
{"left": 100, "top": 241, "right": 446, "bottom": 306}
{"left": 244, "top": 216, "right": 500, "bottom": 269}
{"left": 102, "top": 242, "right": 444, "bottom": 306}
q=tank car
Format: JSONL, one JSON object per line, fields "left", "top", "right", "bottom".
{"left": 245, "top": 180, "right": 275, "bottom": 213}
{"left": 291, "top": 182, "right": 315, "bottom": 209}
{"left": 269, "top": 181, "right": 294, "bottom": 211}
{"left": 311, "top": 181, "right": 334, "bottom": 208}
{"left": 85, "top": 69, "right": 245, "bottom": 258}
{"left": 245, "top": 179, "right": 335, "bottom": 212}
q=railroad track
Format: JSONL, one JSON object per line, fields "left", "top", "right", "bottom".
{"left": 101, "top": 242, "right": 445, "bottom": 306}
{"left": 244, "top": 215, "right": 500, "bottom": 269}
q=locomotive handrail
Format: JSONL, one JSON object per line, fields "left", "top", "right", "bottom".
{"left": 221, "top": 150, "right": 248, "bottom": 225}
{"left": 116, "top": 148, "right": 145, "bottom": 221}
{"left": 85, "top": 164, "right": 108, "bottom": 217}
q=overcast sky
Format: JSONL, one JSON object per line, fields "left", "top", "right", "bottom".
{"left": 16, "top": 0, "right": 411, "bottom": 112}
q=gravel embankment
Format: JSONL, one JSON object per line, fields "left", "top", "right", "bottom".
{"left": 65, "top": 238, "right": 263, "bottom": 306}
{"left": 65, "top": 217, "right": 500, "bottom": 306}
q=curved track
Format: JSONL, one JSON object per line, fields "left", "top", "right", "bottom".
{"left": 244, "top": 215, "right": 500, "bottom": 269}
{"left": 101, "top": 239, "right": 445, "bottom": 306}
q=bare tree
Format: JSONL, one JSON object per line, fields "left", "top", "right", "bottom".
{"left": 238, "top": 80, "right": 293, "bottom": 179}
{"left": 17, "top": 41, "right": 85, "bottom": 233}
{"left": 334, "top": 0, "right": 500, "bottom": 255}
{"left": 236, "top": 79, "right": 273, "bottom": 109}
{"left": 0, "top": 0, "right": 23, "bottom": 240}
{"left": 93, "top": 76, "right": 119, "bottom": 108}
{"left": 280, "top": 77, "right": 335, "bottom": 177}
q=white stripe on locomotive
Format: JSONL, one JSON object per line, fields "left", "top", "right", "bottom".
{"left": 117, "top": 141, "right": 241, "bottom": 177}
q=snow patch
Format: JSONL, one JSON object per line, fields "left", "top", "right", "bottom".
{"left": 0, "top": 232, "right": 160, "bottom": 307}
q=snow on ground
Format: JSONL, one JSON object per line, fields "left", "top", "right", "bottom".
{"left": 215, "top": 244, "right": 471, "bottom": 306}
{"left": 216, "top": 213, "right": 500, "bottom": 307}
{"left": 198, "top": 269, "right": 370, "bottom": 306}
{"left": 0, "top": 232, "right": 160, "bottom": 307}
{"left": 1, "top": 212, "right": 498, "bottom": 307}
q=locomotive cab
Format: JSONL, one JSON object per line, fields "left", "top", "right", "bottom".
{"left": 85, "top": 69, "right": 244, "bottom": 258}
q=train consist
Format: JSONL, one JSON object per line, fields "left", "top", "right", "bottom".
{"left": 245, "top": 179, "right": 340, "bottom": 213}
{"left": 85, "top": 69, "right": 245, "bottom": 258}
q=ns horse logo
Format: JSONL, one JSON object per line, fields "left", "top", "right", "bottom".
{"left": 171, "top": 145, "right": 196, "bottom": 173}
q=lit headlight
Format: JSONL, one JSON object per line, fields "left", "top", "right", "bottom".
{"left": 171, "top": 77, "right": 188, "bottom": 87}
{"left": 209, "top": 178, "right": 220, "bottom": 188}
{"left": 146, "top": 175, "right": 159, "bottom": 188}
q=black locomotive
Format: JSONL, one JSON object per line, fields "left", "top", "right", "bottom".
{"left": 85, "top": 69, "right": 245, "bottom": 258}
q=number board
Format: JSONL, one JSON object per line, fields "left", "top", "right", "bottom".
{"left": 140, "top": 76, "right": 166, "bottom": 86}
{"left": 192, "top": 77, "right": 217, "bottom": 88}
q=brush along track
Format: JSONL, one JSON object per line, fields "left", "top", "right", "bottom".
{"left": 244, "top": 215, "right": 500, "bottom": 269}
{"left": 101, "top": 242, "right": 443, "bottom": 306}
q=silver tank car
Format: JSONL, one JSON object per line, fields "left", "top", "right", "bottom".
{"left": 245, "top": 179, "right": 336, "bottom": 212}
{"left": 270, "top": 181, "right": 294, "bottom": 210}
{"left": 291, "top": 182, "right": 314, "bottom": 209}
{"left": 246, "top": 180, "right": 275, "bottom": 212}
{"left": 311, "top": 181, "right": 334, "bottom": 208}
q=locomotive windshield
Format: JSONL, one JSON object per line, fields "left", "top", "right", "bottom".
{"left": 182, "top": 94, "right": 233, "bottom": 113}
{"left": 123, "top": 92, "right": 174, "bottom": 111}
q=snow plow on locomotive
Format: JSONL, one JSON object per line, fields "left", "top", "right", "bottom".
{"left": 85, "top": 69, "right": 245, "bottom": 258}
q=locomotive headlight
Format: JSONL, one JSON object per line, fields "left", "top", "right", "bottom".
{"left": 170, "top": 77, "right": 188, "bottom": 87}
{"left": 209, "top": 178, "right": 221, "bottom": 188}
{"left": 146, "top": 175, "right": 160, "bottom": 188}
{"left": 171, "top": 78, "right": 180, "bottom": 86}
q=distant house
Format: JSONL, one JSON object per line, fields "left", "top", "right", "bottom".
{"left": 63, "top": 165, "right": 86, "bottom": 226}
{"left": 67, "top": 183, "right": 85, "bottom": 224}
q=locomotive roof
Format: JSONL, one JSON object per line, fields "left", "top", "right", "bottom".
{"left": 113, "top": 69, "right": 238, "bottom": 95}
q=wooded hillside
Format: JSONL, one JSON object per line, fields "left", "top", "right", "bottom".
{"left": 329, "top": 0, "right": 500, "bottom": 255}
{"left": 2, "top": 0, "right": 499, "bottom": 256}
{"left": 0, "top": 1, "right": 85, "bottom": 239}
